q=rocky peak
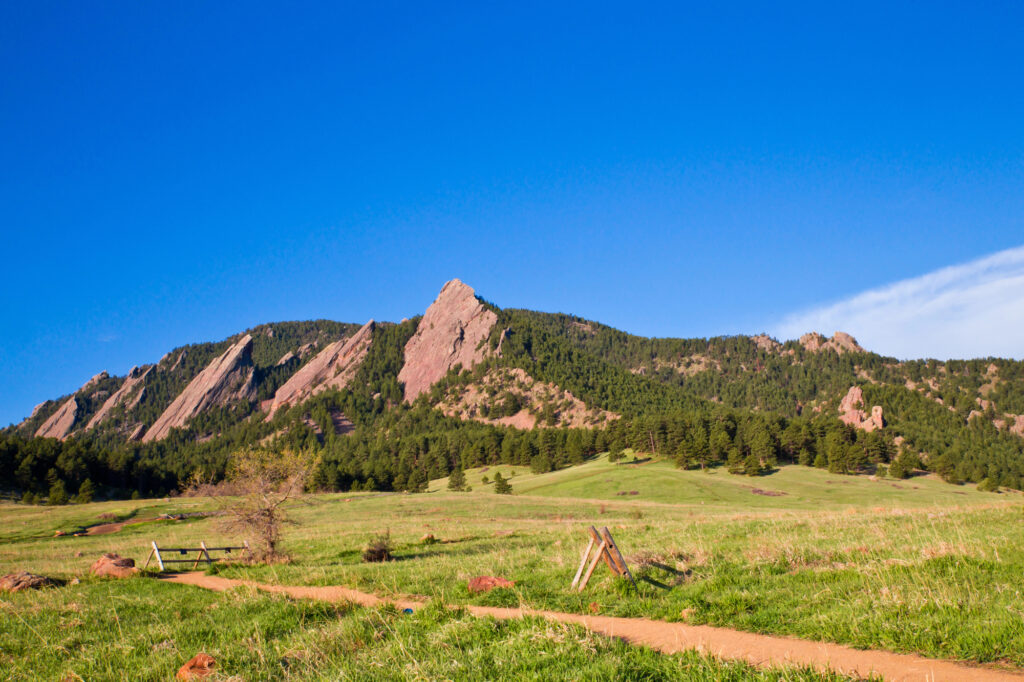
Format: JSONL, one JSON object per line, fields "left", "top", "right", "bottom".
{"left": 265, "top": 320, "right": 375, "bottom": 419}
{"left": 751, "top": 334, "right": 780, "bottom": 352}
{"left": 82, "top": 371, "right": 109, "bottom": 391}
{"left": 35, "top": 397, "right": 78, "bottom": 440}
{"left": 831, "top": 332, "right": 865, "bottom": 353}
{"left": 838, "top": 385, "right": 884, "bottom": 432}
{"left": 86, "top": 365, "right": 153, "bottom": 430}
{"left": 800, "top": 331, "right": 866, "bottom": 355}
{"left": 398, "top": 279, "right": 498, "bottom": 402}
{"left": 142, "top": 335, "right": 256, "bottom": 442}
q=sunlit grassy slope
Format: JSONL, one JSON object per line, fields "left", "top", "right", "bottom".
{"left": 2, "top": 457, "right": 1022, "bottom": 673}
{"left": 429, "top": 453, "right": 998, "bottom": 509}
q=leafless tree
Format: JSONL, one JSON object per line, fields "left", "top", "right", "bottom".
{"left": 188, "top": 447, "right": 315, "bottom": 562}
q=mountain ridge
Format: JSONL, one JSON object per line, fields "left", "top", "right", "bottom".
{"left": 5, "top": 279, "right": 1024, "bottom": 501}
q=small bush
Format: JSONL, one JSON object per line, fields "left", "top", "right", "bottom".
{"left": 363, "top": 530, "right": 393, "bottom": 563}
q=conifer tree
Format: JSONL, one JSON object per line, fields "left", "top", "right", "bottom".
{"left": 447, "top": 465, "right": 470, "bottom": 492}
{"left": 493, "top": 471, "right": 513, "bottom": 494}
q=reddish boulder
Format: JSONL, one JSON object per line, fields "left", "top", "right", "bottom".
{"left": 90, "top": 553, "right": 138, "bottom": 578}
{"left": 176, "top": 653, "right": 216, "bottom": 680}
{"left": 0, "top": 571, "right": 59, "bottom": 592}
{"left": 467, "top": 576, "right": 515, "bottom": 593}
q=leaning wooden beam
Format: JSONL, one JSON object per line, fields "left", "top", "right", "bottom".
{"left": 601, "top": 526, "right": 637, "bottom": 589}
{"left": 588, "top": 526, "right": 619, "bottom": 575}
{"left": 571, "top": 536, "right": 596, "bottom": 589}
{"left": 577, "top": 539, "right": 608, "bottom": 592}
{"left": 151, "top": 541, "right": 165, "bottom": 571}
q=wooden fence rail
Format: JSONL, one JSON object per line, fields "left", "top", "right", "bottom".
{"left": 144, "top": 540, "right": 251, "bottom": 571}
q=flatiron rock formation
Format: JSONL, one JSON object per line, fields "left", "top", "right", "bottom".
{"left": 35, "top": 397, "right": 78, "bottom": 440}
{"left": 838, "top": 385, "right": 884, "bottom": 432}
{"left": 265, "top": 320, "right": 375, "bottom": 419}
{"left": 86, "top": 365, "right": 152, "bottom": 430}
{"left": 800, "top": 331, "right": 866, "bottom": 355}
{"left": 142, "top": 335, "right": 257, "bottom": 442}
{"left": 398, "top": 279, "right": 497, "bottom": 402}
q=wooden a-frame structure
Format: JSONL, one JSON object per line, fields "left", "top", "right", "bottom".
{"left": 571, "top": 526, "right": 636, "bottom": 592}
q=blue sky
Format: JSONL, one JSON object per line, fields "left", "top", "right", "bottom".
{"left": 2, "top": 2, "right": 1023, "bottom": 426}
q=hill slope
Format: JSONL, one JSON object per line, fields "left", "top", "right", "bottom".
{"left": 4, "top": 278, "right": 1024, "bottom": 501}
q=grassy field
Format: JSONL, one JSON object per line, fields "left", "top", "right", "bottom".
{"left": 2, "top": 456, "right": 1022, "bottom": 679}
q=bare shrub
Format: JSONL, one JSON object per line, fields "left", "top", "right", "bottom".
{"left": 185, "top": 447, "right": 315, "bottom": 563}
{"left": 362, "top": 530, "right": 393, "bottom": 563}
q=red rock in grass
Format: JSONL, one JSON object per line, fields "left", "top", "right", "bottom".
{"left": 0, "top": 571, "right": 59, "bottom": 592}
{"left": 467, "top": 576, "right": 515, "bottom": 593}
{"left": 176, "top": 653, "right": 216, "bottom": 680}
{"left": 89, "top": 553, "right": 138, "bottom": 578}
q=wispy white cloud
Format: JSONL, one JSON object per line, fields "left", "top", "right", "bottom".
{"left": 771, "top": 245, "right": 1024, "bottom": 360}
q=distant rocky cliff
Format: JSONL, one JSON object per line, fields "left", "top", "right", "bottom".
{"left": 265, "top": 320, "right": 375, "bottom": 418}
{"left": 142, "top": 335, "right": 257, "bottom": 442}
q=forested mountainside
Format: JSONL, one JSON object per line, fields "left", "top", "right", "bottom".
{"left": 4, "top": 279, "right": 1024, "bottom": 503}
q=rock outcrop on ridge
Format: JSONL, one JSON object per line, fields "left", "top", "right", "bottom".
{"left": 800, "top": 331, "right": 866, "bottom": 355}
{"left": 838, "top": 385, "right": 884, "bottom": 432}
{"left": 142, "top": 335, "right": 257, "bottom": 442}
{"left": 398, "top": 279, "right": 498, "bottom": 402}
{"left": 35, "top": 397, "right": 78, "bottom": 440}
{"left": 265, "top": 320, "right": 375, "bottom": 419}
{"left": 86, "top": 365, "right": 152, "bottom": 430}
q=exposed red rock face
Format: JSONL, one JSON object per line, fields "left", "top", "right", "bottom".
{"left": 831, "top": 332, "right": 864, "bottom": 353}
{"left": 751, "top": 334, "right": 780, "bottom": 352}
{"left": 838, "top": 386, "right": 884, "bottom": 432}
{"left": 265, "top": 320, "right": 375, "bottom": 419}
{"left": 176, "top": 653, "right": 216, "bottom": 680}
{"left": 0, "top": 571, "right": 59, "bottom": 592}
{"left": 399, "top": 279, "right": 498, "bottom": 402}
{"left": 142, "top": 335, "right": 257, "bottom": 442}
{"left": 35, "top": 397, "right": 78, "bottom": 440}
{"left": 800, "top": 331, "right": 866, "bottom": 355}
{"left": 467, "top": 576, "right": 515, "bottom": 593}
{"left": 86, "top": 365, "right": 153, "bottom": 430}
{"left": 90, "top": 553, "right": 138, "bottom": 578}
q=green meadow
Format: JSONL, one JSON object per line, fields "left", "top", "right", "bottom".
{"left": 2, "top": 456, "right": 1022, "bottom": 679}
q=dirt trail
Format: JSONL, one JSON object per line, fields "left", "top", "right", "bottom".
{"left": 162, "top": 571, "right": 1024, "bottom": 682}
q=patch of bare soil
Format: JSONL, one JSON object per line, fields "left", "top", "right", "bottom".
{"left": 161, "top": 572, "right": 1024, "bottom": 682}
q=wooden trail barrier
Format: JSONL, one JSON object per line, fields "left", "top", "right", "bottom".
{"left": 144, "top": 540, "right": 251, "bottom": 571}
{"left": 571, "top": 526, "right": 636, "bottom": 592}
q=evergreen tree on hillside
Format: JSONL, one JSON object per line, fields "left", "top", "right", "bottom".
{"left": 447, "top": 465, "right": 470, "bottom": 492}
{"left": 493, "top": 471, "right": 512, "bottom": 494}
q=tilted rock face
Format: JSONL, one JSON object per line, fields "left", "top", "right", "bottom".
{"left": 838, "top": 385, "right": 884, "bottom": 432}
{"left": 398, "top": 279, "right": 498, "bottom": 402}
{"left": 86, "top": 365, "right": 153, "bottom": 430}
{"left": 800, "top": 331, "right": 866, "bottom": 355}
{"left": 265, "top": 320, "right": 375, "bottom": 419}
{"left": 35, "top": 397, "right": 78, "bottom": 440}
{"left": 142, "top": 335, "right": 256, "bottom": 442}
